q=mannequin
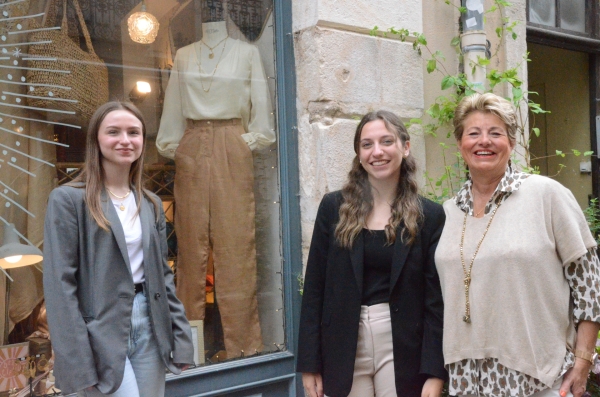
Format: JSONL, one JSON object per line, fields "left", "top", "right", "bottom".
{"left": 156, "top": 18, "right": 275, "bottom": 359}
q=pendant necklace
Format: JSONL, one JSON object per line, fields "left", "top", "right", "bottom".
{"left": 201, "top": 35, "right": 229, "bottom": 59}
{"left": 196, "top": 37, "right": 228, "bottom": 93}
{"left": 106, "top": 188, "right": 131, "bottom": 211}
{"left": 459, "top": 201, "right": 502, "bottom": 323}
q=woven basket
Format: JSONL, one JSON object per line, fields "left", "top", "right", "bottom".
{"left": 26, "top": 0, "right": 108, "bottom": 124}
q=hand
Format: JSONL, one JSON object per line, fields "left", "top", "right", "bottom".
{"left": 302, "top": 372, "right": 323, "bottom": 397}
{"left": 174, "top": 363, "right": 191, "bottom": 371}
{"left": 560, "top": 358, "right": 591, "bottom": 397}
{"left": 422, "top": 377, "right": 444, "bottom": 397}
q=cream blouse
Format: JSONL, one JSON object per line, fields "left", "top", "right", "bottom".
{"left": 156, "top": 39, "right": 275, "bottom": 159}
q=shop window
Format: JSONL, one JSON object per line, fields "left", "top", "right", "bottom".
{"left": 0, "top": 0, "right": 284, "bottom": 393}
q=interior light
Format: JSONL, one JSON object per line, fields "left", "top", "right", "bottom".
{"left": 127, "top": 1, "right": 160, "bottom": 44}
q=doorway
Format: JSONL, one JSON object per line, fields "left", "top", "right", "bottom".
{"left": 527, "top": 42, "right": 592, "bottom": 209}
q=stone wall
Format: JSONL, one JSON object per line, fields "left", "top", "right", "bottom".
{"left": 293, "top": 0, "right": 426, "bottom": 260}
{"left": 293, "top": 0, "right": 528, "bottom": 262}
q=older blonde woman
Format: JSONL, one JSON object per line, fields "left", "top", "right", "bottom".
{"left": 435, "top": 92, "right": 600, "bottom": 397}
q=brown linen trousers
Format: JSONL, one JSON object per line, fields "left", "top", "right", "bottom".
{"left": 174, "top": 118, "right": 262, "bottom": 358}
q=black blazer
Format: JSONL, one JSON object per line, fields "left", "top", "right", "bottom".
{"left": 296, "top": 191, "right": 446, "bottom": 397}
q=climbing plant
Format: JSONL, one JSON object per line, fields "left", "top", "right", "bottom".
{"left": 371, "top": 0, "right": 593, "bottom": 203}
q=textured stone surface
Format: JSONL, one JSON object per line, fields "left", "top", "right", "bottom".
{"left": 293, "top": 0, "right": 422, "bottom": 34}
{"left": 295, "top": 25, "right": 427, "bottom": 261}
{"left": 293, "top": 0, "right": 529, "bottom": 262}
{"left": 295, "top": 27, "right": 424, "bottom": 119}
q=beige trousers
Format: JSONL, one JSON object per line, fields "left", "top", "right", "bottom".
{"left": 347, "top": 303, "right": 396, "bottom": 397}
{"left": 174, "top": 118, "right": 262, "bottom": 358}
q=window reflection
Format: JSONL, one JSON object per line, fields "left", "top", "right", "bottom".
{"left": 529, "top": 0, "right": 556, "bottom": 27}
{"left": 0, "top": 2, "right": 284, "bottom": 395}
{"left": 559, "top": 0, "right": 586, "bottom": 33}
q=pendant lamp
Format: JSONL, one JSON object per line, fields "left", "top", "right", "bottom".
{"left": 0, "top": 223, "right": 43, "bottom": 343}
{"left": 0, "top": 223, "right": 42, "bottom": 272}
{"left": 127, "top": 0, "right": 160, "bottom": 44}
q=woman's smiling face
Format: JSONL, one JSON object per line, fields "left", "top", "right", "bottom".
{"left": 458, "top": 111, "right": 514, "bottom": 179}
{"left": 358, "top": 119, "right": 409, "bottom": 184}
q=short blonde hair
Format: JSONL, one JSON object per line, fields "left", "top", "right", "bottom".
{"left": 453, "top": 93, "right": 517, "bottom": 145}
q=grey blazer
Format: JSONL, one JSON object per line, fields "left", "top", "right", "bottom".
{"left": 43, "top": 185, "right": 194, "bottom": 395}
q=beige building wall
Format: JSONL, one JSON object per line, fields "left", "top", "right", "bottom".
{"left": 293, "top": 0, "right": 425, "bottom": 260}
{"left": 293, "top": 0, "right": 529, "bottom": 259}
{"left": 423, "top": 0, "right": 528, "bottom": 190}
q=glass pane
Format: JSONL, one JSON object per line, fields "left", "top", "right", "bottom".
{"left": 559, "top": 0, "right": 586, "bottom": 33}
{"left": 529, "top": 0, "right": 556, "bottom": 27}
{"left": 0, "top": 0, "right": 283, "bottom": 393}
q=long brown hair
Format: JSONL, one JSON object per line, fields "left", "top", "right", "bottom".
{"left": 335, "top": 110, "right": 422, "bottom": 248}
{"left": 68, "top": 101, "right": 158, "bottom": 230}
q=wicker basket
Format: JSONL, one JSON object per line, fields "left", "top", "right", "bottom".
{"left": 26, "top": 0, "right": 108, "bottom": 125}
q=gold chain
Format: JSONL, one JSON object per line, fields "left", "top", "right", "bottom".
{"left": 106, "top": 188, "right": 131, "bottom": 199}
{"left": 459, "top": 201, "right": 502, "bottom": 323}
{"left": 197, "top": 37, "right": 228, "bottom": 93}
{"left": 200, "top": 35, "right": 229, "bottom": 59}
{"left": 474, "top": 206, "right": 485, "bottom": 217}
{"left": 106, "top": 188, "right": 131, "bottom": 211}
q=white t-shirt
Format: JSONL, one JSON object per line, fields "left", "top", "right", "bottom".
{"left": 110, "top": 193, "right": 144, "bottom": 283}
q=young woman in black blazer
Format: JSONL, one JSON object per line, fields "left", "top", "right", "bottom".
{"left": 297, "top": 110, "right": 446, "bottom": 397}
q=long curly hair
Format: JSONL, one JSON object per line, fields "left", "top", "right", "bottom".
{"left": 335, "top": 110, "right": 422, "bottom": 248}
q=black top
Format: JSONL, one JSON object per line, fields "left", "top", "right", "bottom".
{"left": 362, "top": 229, "right": 393, "bottom": 306}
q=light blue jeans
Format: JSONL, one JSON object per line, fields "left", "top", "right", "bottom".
{"left": 78, "top": 291, "right": 166, "bottom": 397}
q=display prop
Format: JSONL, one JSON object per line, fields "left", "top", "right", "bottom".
{"left": 0, "top": 342, "right": 28, "bottom": 392}
{"left": 26, "top": 0, "right": 109, "bottom": 124}
{"left": 189, "top": 320, "right": 205, "bottom": 365}
{"left": 157, "top": 19, "right": 275, "bottom": 359}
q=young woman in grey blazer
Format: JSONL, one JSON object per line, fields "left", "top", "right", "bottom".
{"left": 43, "top": 102, "right": 194, "bottom": 396}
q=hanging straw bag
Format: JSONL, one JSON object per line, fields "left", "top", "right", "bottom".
{"left": 26, "top": 0, "right": 108, "bottom": 124}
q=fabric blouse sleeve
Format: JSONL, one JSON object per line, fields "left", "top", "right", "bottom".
{"left": 42, "top": 188, "right": 98, "bottom": 391}
{"left": 550, "top": 182, "right": 597, "bottom": 265}
{"left": 565, "top": 247, "right": 600, "bottom": 324}
{"left": 156, "top": 50, "right": 187, "bottom": 160}
{"left": 296, "top": 194, "right": 335, "bottom": 374}
{"left": 241, "top": 45, "right": 275, "bottom": 151}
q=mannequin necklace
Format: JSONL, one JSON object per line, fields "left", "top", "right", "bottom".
{"left": 201, "top": 35, "right": 229, "bottom": 59}
{"left": 106, "top": 188, "right": 131, "bottom": 211}
{"left": 459, "top": 201, "right": 502, "bottom": 323}
{"left": 197, "top": 37, "right": 228, "bottom": 93}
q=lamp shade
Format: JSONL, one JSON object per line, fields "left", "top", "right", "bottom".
{"left": 0, "top": 223, "right": 42, "bottom": 269}
{"left": 127, "top": 3, "right": 160, "bottom": 44}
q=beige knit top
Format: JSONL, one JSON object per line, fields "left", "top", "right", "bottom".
{"left": 435, "top": 174, "right": 597, "bottom": 387}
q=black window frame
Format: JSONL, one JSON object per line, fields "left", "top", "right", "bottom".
{"left": 526, "top": 0, "right": 598, "bottom": 41}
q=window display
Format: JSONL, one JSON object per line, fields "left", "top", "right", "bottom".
{"left": 0, "top": 0, "right": 283, "bottom": 393}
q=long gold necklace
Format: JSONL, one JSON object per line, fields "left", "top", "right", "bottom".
{"left": 459, "top": 201, "right": 502, "bottom": 323}
{"left": 196, "top": 37, "right": 228, "bottom": 93}
{"left": 106, "top": 188, "right": 131, "bottom": 211}
{"left": 200, "top": 35, "right": 229, "bottom": 59}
